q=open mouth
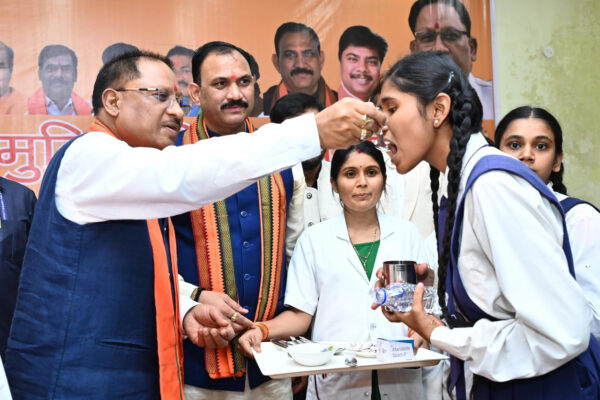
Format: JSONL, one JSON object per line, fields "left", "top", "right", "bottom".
{"left": 388, "top": 142, "right": 398, "bottom": 155}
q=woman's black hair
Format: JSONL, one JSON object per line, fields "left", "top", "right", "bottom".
{"left": 382, "top": 51, "right": 483, "bottom": 327}
{"left": 330, "top": 141, "right": 387, "bottom": 185}
{"left": 494, "top": 106, "right": 567, "bottom": 194}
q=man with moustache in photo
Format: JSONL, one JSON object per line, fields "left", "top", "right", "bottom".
{"left": 262, "top": 22, "right": 337, "bottom": 116}
{"left": 173, "top": 41, "right": 306, "bottom": 399}
{"left": 337, "top": 25, "right": 388, "bottom": 102}
{"left": 27, "top": 44, "right": 91, "bottom": 115}
{"left": 167, "top": 45, "right": 200, "bottom": 116}
{"left": 409, "top": 0, "right": 494, "bottom": 122}
{"left": 0, "top": 41, "right": 27, "bottom": 114}
{"left": 270, "top": 92, "right": 332, "bottom": 230}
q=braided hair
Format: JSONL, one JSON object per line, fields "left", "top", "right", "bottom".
{"left": 382, "top": 51, "right": 483, "bottom": 327}
{"left": 494, "top": 106, "right": 567, "bottom": 194}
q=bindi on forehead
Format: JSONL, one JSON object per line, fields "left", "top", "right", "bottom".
{"left": 174, "top": 85, "right": 179, "bottom": 93}
{"left": 230, "top": 74, "right": 237, "bottom": 81}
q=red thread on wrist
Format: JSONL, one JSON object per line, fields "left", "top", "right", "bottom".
{"left": 255, "top": 322, "right": 269, "bottom": 341}
{"left": 408, "top": 329, "right": 415, "bottom": 338}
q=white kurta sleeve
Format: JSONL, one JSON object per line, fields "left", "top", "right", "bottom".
{"left": 176, "top": 274, "right": 199, "bottom": 325}
{"left": 430, "top": 172, "right": 592, "bottom": 382}
{"left": 284, "top": 163, "right": 306, "bottom": 264}
{"left": 56, "top": 114, "right": 320, "bottom": 224}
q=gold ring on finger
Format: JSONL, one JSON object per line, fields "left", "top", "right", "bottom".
{"left": 230, "top": 311, "right": 238, "bottom": 322}
{"left": 361, "top": 114, "right": 370, "bottom": 129}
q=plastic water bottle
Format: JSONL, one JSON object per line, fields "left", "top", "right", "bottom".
{"left": 373, "top": 283, "right": 436, "bottom": 313}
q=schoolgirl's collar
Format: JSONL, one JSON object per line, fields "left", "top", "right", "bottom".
{"left": 441, "top": 133, "right": 489, "bottom": 199}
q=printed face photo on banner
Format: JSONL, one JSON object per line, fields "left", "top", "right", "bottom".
{"left": 340, "top": 46, "right": 381, "bottom": 102}
{"left": 410, "top": 2, "right": 476, "bottom": 76}
{"left": 0, "top": 45, "right": 12, "bottom": 97}
{"left": 170, "top": 54, "right": 193, "bottom": 97}
{"left": 39, "top": 54, "right": 77, "bottom": 110}
{"left": 408, "top": 1, "right": 494, "bottom": 125}
{"left": 166, "top": 46, "right": 195, "bottom": 99}
{"left": 273, "top": 31, "right": 324, "bottom": 95}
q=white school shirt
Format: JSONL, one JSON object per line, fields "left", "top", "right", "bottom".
{"left": 285, "top": 212, "right": 428, "bottom": 400}
{"left": 54, "top": 113, "right": 321, "bottom": 320}
{"left": 554, "top": 190, "right": 600, "bottom": 340}
{"left": 430, "top": 133, "right": 592, "bottom": 382}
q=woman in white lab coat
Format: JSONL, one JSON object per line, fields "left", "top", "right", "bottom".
{"left": 494, "top": 105, "right": 600, "bottom": 340}
{"left": 373, "top": 51, "right": 600, "bottom": 400}
{"left": 239, "top": 140, "right": 430, "bottom": 400}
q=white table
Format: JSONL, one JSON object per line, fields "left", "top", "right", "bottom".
{"left": 253, "top": 342, "right": 448, "bottom": 379}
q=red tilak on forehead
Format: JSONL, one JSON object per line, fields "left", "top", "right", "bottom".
{"left": 174, "top": 85, "right": 179, "bottom": 93}
{"left": 434, "top": 22, "right": 440, "bottom": 29}
{"left": 356, "top": 148, "right": 362, "bottom": 153}
{"left": 230, "top": 74, "right": 237, "bottom": 81}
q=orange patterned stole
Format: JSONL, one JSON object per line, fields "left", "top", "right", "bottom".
{"left": 180, "top": 113, "right": 288, "bottom": 379}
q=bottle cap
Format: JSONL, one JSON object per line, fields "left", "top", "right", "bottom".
{"left": 374, "top": 288, "right": 387, "bottom": 305}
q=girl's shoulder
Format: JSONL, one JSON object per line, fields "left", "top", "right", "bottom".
{"left": 464, "top": 150, "right": 548, "bottom": 204}
{"left": 564, "top": 198, "right": 600, "bottom": 220}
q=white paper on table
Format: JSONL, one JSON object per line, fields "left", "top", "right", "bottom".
{"left": 0, "top": 355, "right": 12, "bottom": 400}
{"left": 252, "top": 341, "right": 448, "bottom": 379}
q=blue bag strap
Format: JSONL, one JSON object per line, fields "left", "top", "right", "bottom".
{"left": 560, "top": 197, "right": 600, "bottom": 215}
{"left": 450, "top": 156, "right": 575, "bottom": 318}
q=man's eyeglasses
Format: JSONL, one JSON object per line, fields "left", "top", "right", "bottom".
{"left": 414, "top": 27, "right": 469, "bottom": 45}
{"left": 116, "top": 87, "right": 190, "bottom": 113}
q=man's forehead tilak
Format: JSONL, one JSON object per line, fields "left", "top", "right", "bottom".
{"left": 419, "top": 4, "right": 465, "bottom": 30}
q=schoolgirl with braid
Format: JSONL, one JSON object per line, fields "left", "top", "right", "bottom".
{"left": 495, "top": 105, "right": 600, "bottom": 341}
{"left": 372, "top": 51, "right": 600, "bottom": 400}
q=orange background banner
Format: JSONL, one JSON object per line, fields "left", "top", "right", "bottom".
{"left": 0, "top": 0, "right": 493, "bottom": 193}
